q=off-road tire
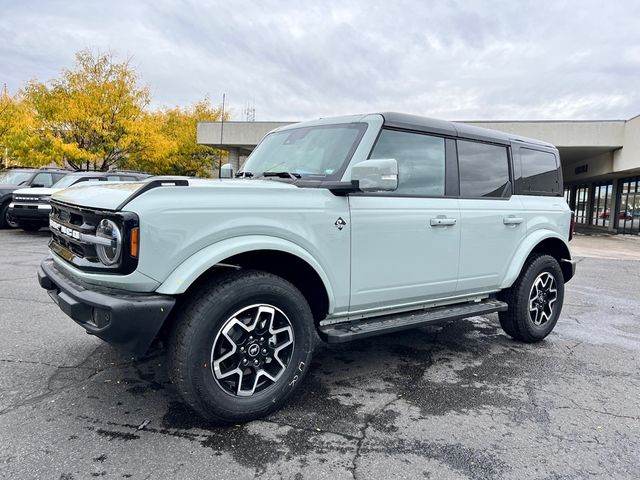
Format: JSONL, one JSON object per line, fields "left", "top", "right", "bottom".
{"left": 168, "top": 269, "right": 315, "bottom": 424}
{"left": 0, "top": 201, "right": 18, "bottom": 229}
{"left": 498, "top": 254, "right": 564, "bottom": 343}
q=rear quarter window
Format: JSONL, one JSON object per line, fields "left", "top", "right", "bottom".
{"left": 515, "top": 148, "right": 561, "bottom": 195}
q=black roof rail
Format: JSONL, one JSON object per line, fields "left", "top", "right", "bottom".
{"left": 108, "top": 169, "right": 150, "bottom": 175}
{"left": 115, "top": 177, "right": 189, "bottom": 211}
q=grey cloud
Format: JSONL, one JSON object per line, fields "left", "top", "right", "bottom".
{"left": 0, "top": 0, "right": 638, "bottom": 121}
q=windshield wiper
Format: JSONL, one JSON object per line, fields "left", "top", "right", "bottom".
{"left": 235, "top": 171, "right": 253, "bottom": 178}
{"left": 260, "top": 171, "right": 302, "bottom": 180}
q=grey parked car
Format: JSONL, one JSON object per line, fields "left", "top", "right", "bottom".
{"left": 0, "top": 167, "right": 68, "bottom": 228}
{"left": 9, "top": 170, "right": 149, "bottom": 231}
{"left": 38, "top": 113, "right": 575, "bottom": 423}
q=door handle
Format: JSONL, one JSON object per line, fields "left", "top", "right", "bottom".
{"left": 503, "top": 216, "right": 524, "bottom": 225}
{"left": 430, "top": 216, "right": 457, "bottom": 227}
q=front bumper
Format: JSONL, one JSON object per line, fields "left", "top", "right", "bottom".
{"left": 38, "top": 257, "right": 176, "bottom": 356}
{"left": 9, "top": 203, "right": 51, "bottom": 224}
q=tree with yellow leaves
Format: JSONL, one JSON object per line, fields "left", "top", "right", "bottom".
{"left": 25, "top": 50, "right": 151, "bottom": 171}
{"left": 126, "top": 99, "right": 225, "bottom": 176}
{"left": 3, "top": 50, "right": 227, "bottom": 175}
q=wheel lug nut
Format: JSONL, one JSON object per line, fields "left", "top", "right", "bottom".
{"left": 240, "top": 347, "right": 245, "bottom": 352}
{"left": 260, "top": 337, "right": 264, "bottom": 342}
{"left": 262, "top": 348, "right": 267, "bottom": 354}
{"left": 253, "top": 359, "right": 259, "bottom": 365}
{"left": 242, "top": 359, "right": 248, "bottom": 365}
{"left": 249, "top": 336, "right": 253, "bottom": 341}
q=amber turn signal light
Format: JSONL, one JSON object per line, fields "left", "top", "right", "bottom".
{"left": 130, "top": 227, "right": 139, "bottom": 258}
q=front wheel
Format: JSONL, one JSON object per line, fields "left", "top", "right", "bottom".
{"left": 168, "top": 270, "right": 315, "bottom": 424}
{"left": 0, "top": 202, "right": 18, "bottom": 229}
{"left": 498, "top": 254, "right": 565, "bottom": 342}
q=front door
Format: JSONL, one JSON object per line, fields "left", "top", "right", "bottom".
{"left": 348, "top": 128, "right": 460, "bottom": 314}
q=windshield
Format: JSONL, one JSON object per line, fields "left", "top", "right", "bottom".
{"left": 240, "top": 123, "right": 366, "bottom": 179}
{"left": 52, "top": 175, "right": 82, "bottom": 188}
{"left": 52, "top": 175, "right": 104, "bottom": 188}
{"left": 0, "top": 171, "right": 32, "bottom": 185}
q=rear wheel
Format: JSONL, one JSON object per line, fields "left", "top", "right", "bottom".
{"left": 168, "top": 270, "right": 315, "bottom": 424}
{"left": 498, "top": 254, "right": 565, "bottom": 342}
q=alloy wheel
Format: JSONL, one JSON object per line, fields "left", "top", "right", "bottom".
{"left": 211, "top": 304, "right": 295, "bottom": 397}
{"left": 528, "top": 272, "right": 558, "bottom": 326}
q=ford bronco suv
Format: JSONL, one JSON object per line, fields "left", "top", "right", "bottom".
{"left": 10, "top": 170, "right": 149, "bottom": 231}
{"left": 38, "top": 113, "right": 575, "bottom": 424}
{"left": 0, "top": 167, "right": 68, "bottom": 228}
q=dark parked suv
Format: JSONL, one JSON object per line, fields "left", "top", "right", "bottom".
{"left": 0, "top": 168, "right": 68, "bottom": 228}
{"left": 9, "top": 170, "right": 149, "bottom": 231}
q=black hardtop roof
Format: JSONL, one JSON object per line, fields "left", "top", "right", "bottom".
{"left": 379, "top": 112, "right": 555, "bottom": 149}
{"left": 2, "top": 166, "right": 68, "bottom": 172}
{"left": 64, "top": 171, "right": 107, "bottom": 177}
{"left": 63, "top": 170, "right": 148, "bottom": 177}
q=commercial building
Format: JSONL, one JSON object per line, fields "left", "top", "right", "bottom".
{"left": 198, "top": 114, "right": 640, "bottom": 235}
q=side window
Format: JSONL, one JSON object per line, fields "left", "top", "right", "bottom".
{"left": 369, "top": 129, "right": 445, "bottom": 196}
{"left": 457, "top": 140, "right": 511, "bottom": 197}
{"left": 517, "top": 148, "right": 560, "bottom": 195}
{"left": 31, "top": 173, "right": 54, "bottom": 187}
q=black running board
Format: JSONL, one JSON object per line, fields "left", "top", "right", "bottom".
{"left": 319, "top": 299, "right": 508, "bottom": 343}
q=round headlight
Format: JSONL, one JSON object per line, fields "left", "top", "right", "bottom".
{"left": 95, "top": 219, "right": 122, "bottom": 266}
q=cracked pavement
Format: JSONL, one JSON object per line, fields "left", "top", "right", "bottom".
{"left": 0, "top": 229, "right": 638, "bottom": 479}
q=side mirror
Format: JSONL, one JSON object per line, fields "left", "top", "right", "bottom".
{"left": 351, "top": 159, "right": 398, "bottom": 192}
{"left": 220, "top": 163, "right": 233, "bottom": 179}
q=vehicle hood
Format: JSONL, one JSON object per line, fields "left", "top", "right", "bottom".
{"left": 51, "top": 178, "right": 299, "bottom": 211}
{"left": 13, "top": 187, "right": 60, "bottom": 197}
{"left": 0, "top": 185, "right": 19, "bottom": 195}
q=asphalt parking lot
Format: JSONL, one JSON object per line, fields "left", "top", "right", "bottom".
{"left": 0, "top": 230, "right": 639, "bottom": 479}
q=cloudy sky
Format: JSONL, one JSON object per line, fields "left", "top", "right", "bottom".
{"left": 1, "top": 0, "right": 639, "bottom": 121}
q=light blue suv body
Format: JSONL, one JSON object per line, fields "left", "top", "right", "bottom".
{"left": 38, "top": 112, "right": 575, "bottom": 422}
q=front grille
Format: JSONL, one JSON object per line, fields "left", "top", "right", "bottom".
{"left": 50, "top": 202, "right": 103, "bottom": 263}
{"left": 13, "top": 195, "right": 42, "bottom": 203}
{"left": 49, "top": 200, "right": 139, "bottom": 274}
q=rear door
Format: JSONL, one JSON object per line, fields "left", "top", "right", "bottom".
{"left": 456, "top": 139, "right": 526, "bottom": 295}
{"left": 349, "top": 128, "right": 460, "bottom": 314}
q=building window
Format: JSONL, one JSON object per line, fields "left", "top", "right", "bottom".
{"left": 592, "top": 182, "right": 613, "bottom": 228}
{"left": 619, "top": 177, "right": 640, "bottom": 235}
{"left": 575, "top": 185, "right": 590, "bottom": 225}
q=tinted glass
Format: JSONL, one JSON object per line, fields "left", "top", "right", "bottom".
{"left": 517, "top": 148, "right": 560, "bottom": 194}
{"left": 0, "top": 171, "right": 32, "bottom": 185}
{"left": 457, "top": 140, "right": 510, "bottom": 197}
{"left": 370, "top": 129, "right": 445, "bottom": 196}
{"left": 241, "top": 123, "right": 366, "bottom": 179}
{"left": 32, "top": 172, "right": 54, "bottom": 187}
